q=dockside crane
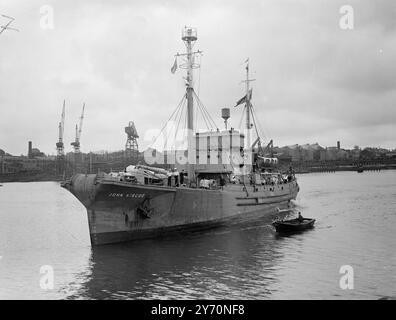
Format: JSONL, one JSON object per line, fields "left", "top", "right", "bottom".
{"left": 71, "top": 103, "right": 85, "bottom": 153}
{"left": 125, "top": 121, "right": 139, "bottom": 156}
{"left": 56, "top": 100, "right": 66, "bottom": 156}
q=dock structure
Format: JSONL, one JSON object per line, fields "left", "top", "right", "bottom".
{"left": 124, "top": 121, "right": 139, "bottom": 166}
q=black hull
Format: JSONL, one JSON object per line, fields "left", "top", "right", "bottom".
{"left": 63, "top": 174, "right": 300, "bottom": 245}
{"left": 273, "top": 218, "right": 315, "bottom": 233}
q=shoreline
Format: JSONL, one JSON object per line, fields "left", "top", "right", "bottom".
{"left": 0, "top": 172, "right": 63, "bottom": 183}
{"left": 1, "top": 165, "right": 396, "bottom": 183}
{"left": 293, "top": 164, "right": 396, "bottom": 174}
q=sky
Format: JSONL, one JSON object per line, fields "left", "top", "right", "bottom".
{"left": 0, "top": 0, "right": 395, "bottom": 156}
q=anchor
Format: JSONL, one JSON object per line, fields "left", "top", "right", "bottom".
{"left": 136, "top": 197, "right": 153, "bottom": 219}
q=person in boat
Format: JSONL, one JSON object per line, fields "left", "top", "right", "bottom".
{"left": 298, "top": 212, "right": 304, "bottom": 223}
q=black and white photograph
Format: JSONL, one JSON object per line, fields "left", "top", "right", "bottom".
{"left": 0, "top": 0, "right": 395, "bottom": 306}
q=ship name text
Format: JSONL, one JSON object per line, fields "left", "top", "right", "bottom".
{"left": 108, "top": 192, "right": 145, "bottom": 198}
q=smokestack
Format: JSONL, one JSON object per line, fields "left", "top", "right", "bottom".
{"left": 337, "top": 141, "right": 340, "bottom": 150}
{"left": 28, "top": 141, "right": 32, "bottom": 158}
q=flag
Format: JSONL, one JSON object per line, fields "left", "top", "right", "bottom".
{"left": 234, "top": 94, "right": 247, "bottom": 108}
{"left": 234, "top": 88, "right": 253, "bottom": 107}
{"left": 171, "top": 58, "right": 177, "bottom": 74}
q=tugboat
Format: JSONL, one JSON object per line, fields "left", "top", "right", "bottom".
{"left": 62, "top": 27, "right": 300, "bottom": 245}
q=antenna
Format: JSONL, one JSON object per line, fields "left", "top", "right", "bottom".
{"left": 0, "top": 15, "right": 19, "bottom": 35}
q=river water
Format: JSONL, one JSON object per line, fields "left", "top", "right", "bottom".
{"left": 1, "top": 171, "right": 395, "bottom": 299}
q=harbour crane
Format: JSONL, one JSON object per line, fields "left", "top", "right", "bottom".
{"left": 0, "top": 15, "right": 19, "bottom": 35}
{"left": 125, "top": 121, "right": 139, "bottom": 154}
{"left": 56, "top": 100, "right": 66, "bottom": 156}
{"left": 71, "top": 103, "right": 85, "bottom": 153}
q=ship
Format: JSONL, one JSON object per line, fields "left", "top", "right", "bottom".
{"left": 62, "top": 27, "right": 299, "bottom": 245}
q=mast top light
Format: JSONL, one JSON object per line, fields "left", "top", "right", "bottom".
{"left": 182, "top": 27, "right": 197, "bottom": 42}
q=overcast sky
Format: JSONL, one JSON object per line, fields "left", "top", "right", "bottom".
{"left": 0, "top": 0, "right": 395, "bottom": 156}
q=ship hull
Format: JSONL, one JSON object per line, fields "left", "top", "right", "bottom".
{"left": 63, "top": 174, "right": 299, "bottom": 245}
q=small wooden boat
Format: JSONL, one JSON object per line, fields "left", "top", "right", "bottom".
{"left": 272, "top": 217, "right": 315, "bottom": 233}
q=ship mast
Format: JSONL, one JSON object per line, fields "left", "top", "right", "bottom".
{"left": 242, "top": 59, "right": 256, "bottom": 162}
{"left": 182, "top": 28, "right": 196, "bottom": 131}
{"left": 176, "top": 27, "right": 202, "bottom": 182}
{"left": 243, "top": 59, "right": 255, "bottom": 130}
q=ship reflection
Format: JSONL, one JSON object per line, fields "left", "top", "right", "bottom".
{"left": 68, "top": 215, "right": 294, "bottom": 299}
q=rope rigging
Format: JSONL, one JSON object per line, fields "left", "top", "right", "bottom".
{"left": 238, "top": 105, "right": 246, "bottom": 130}
{"left": 251, "top": 101, "right": 268, "bottom": 142}
{"left": 192, "top": 90, "right": 218, "bottom": 130}
{"left": 236, "top": 97, "right": 271, "bottom": 155}
{"left": 166, "top": 96, "right": 186, "bottom": 150}
{"left": 149, "top": 94, "right": 186, "bottom": 150}
{"left": 250, "top": 103, "right": 261, "bottom": 141}
{"left": 149, "top": 87, "right": 219, "bottom": 152}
